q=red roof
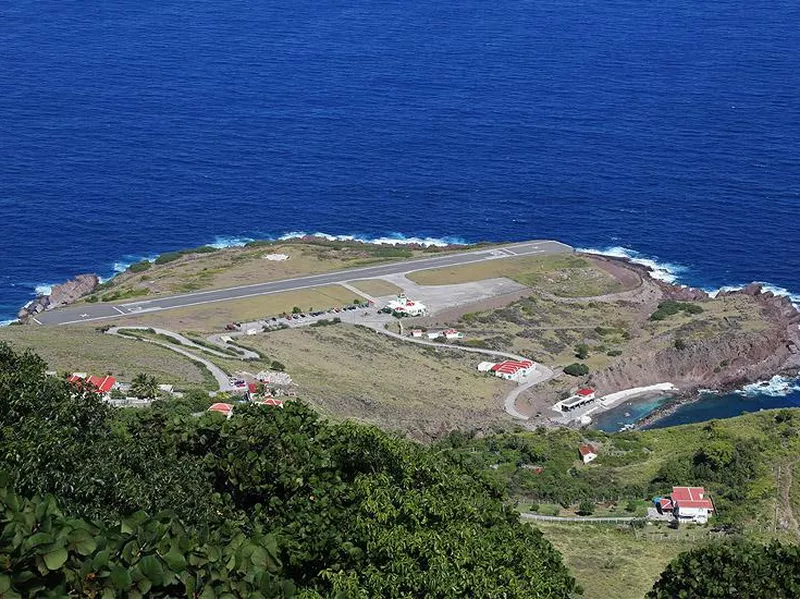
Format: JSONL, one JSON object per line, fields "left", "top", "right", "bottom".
{"left": 672, "top": 486, "right": 713, "bottom": 510}
{"left": 490, "top": 360, "right": 534, "bottom": 374}
{"left": 86, "top": 375, "right": 116, "bottom": 393}
{"left": 248, "top": 383, "right": 258, "bottom": 393}
{"left": 659, "top": 498, "right": 674, "bottom": 510}
{"left": 671, "top": 486, "right": 705, "bottom": 502}
{"left": 68, "top": 374, "right": 116, "bottom": 393}
{"left": 577, "top": 388, "right": 595, "bottom": 396}
{"left": 260, "top": 398, "right": 284, "bottom": 407}
{"left": 578, "top": 444, "right": 597, "bottom": 456}
{"left": 208, "top": 402, "right": 233, "bottom": 415}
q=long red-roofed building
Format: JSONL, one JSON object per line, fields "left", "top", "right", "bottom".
{"left": 490, "top": 359, "right": 534, "bottom": 382}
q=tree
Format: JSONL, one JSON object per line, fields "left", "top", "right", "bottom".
{"left": 563, "top": 363, "right": 589, "bottom": 377}
{"left": 0, "top": 343, "right": 580, "bottom": 598}
{"left": 649, "top": 540, "right": 800, "bottom": 598}
{"left": 131, "top": 373, "right": 158, "bottom": 399}
{"left": 292, "top": 306, "right": 302, "bottom": 314}
{"left": 577, "top": 500, "right": 595, "bottom": 515}
{"left": 575, "top": 344, "right": 590, "bottom": 360}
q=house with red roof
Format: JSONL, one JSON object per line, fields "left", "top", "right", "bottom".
{"left": 671, "top": 486, "right": 714, "bottom": 523}
{"left": 490, "top": 359, "right": 535, "bottom": 382}
{"left": 578, "top": 444, "right": 598, "bottom": 464}
{"left": 208, "top": 403, "right": 234, "bottom": 419}
{"left": 442, "top": 328, "right": 464, "bottom": 340}
{"left": 260, "top": 398, "right": 284, "bottom": 408}
{"left": 68, "top": 373, "right": 117, "bottom": 396}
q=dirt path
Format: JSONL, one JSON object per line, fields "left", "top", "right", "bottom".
{"left": 776, "top": 459, "right": 800, "bottom": 540}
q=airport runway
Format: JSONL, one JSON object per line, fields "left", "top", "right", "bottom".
{"left": 34, "top": 240, "right": 572, "bottom": 325}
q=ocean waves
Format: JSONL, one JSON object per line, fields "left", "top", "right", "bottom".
{"left": 737, "top": 375, "right": 800, "bottom": 398}
{"left": 576, "top": 246, "right": 689, "bottom": 284}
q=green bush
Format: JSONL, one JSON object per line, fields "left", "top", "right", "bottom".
{"left": 270, "top": 361, "right": 286, "bottom": 371}
{"left": 575, "top": 344, "right": 590, "bottom": 360}
{"left": 563, "top": 363, "right": 589, "bottom": 377}
{"left": 607, "top": 349, "right": 622, "bottom": 356}
{"left": 650, "top": 300, "right": 704, "bottom": 321}
{"left": 129, "top": 260, "right": 152, "bottom": 273}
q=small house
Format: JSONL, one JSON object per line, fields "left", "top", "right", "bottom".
{"left": 477, "top": 361, "right": 496, "bottom": 373}
{"left": 443, "top": 329, "right": 464, "bottom": 340}
{"left": 208, "top": 403, "right": 234, "bottom": 419}
{"left": 578, "top": 444, "right": 598, "bottom": 464}
{"left": 427, "top": 331, "right": 442, "bottom": 340}
{"left": 671, "top": 486, "right": 714, "bottom": 524}
{"left": 410, "top": 329, "right": 424, "bottom": 338}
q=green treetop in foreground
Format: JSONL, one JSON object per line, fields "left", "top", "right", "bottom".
{"left": 0, "top": 342, "right": 577, "bottom": 597}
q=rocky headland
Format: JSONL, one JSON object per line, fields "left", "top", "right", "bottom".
{"left": 17, "top": 274, "right": 99, "bottom": 321}
{"left": 586, "top": 256, "right": 800, "bottom": 412}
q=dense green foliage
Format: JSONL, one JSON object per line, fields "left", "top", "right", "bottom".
{"left": 440, "top": 418, "right": 781, "bottom": 527}
{"left": 648, "top": 540, "right": 800, "bottom": 598}
{"left": 0, "top": 343, "right": 577, "bottom": 597}
{"left": 563, "top": 363, "right": 589, "bottom": 376}
{"left": 649, "top": 300, "right": 704, "bottom": 321}
{"left": 128, "top": 260, "right": 152, "bottom": 273}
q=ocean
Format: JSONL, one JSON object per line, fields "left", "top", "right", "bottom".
{"left": 2, "top": 0, "right": 799, "bottom": 424}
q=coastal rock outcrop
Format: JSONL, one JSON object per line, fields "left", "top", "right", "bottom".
{"left": 18, "top": 274, "right": 99, "bottom": 321}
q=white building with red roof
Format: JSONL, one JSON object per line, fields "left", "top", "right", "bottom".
{"left": 671, "top": 486, "right": 714, "bottom": 523}
{"left": 68, "top": 373, "right": 117, "bottom": 396}
{"left": 384, "top": 294, "right": 428, "bottom": 317}
{"left": 578, "top": 443, "right": 598, "bottom": 464}
{"left": 490, "top": 359, "right": 535, "bottom": 382}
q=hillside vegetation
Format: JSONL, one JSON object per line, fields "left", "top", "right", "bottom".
{"left": 0, "top": 343, "right": 575, "bottom": 597}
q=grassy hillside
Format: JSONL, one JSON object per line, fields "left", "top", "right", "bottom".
{"left": 240, "top": 323, "right": 512, "bottom": 440}
{"left": 0, "top": 325, "right": 213, "bottom": 388}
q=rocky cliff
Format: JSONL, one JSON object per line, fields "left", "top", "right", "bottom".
{"left": 18, "top": 274, "right": 99, "bottom": 321}
{"left": 588, "top": 275, "right": 800, "bottom": 395}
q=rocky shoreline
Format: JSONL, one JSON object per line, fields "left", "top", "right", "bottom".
{"left": 585, "top": 254, "right": 800, "bottom": 429}
{"left": 17, "top": 274, "right": 99, "bottom": 322}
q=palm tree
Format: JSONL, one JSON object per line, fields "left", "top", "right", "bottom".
{"left": 131, "top": 373, "right": 158, "bottom": 399}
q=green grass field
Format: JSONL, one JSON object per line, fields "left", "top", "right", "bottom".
{"left": 535, "top": 522, "right": 701, "bottom": 599}
{"left": 0, "top": 325, "right": 211, "bottom": 387}
{"left": 407, "top": 254, "right": 626, "bottom": 297}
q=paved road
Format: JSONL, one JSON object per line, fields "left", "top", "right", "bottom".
{"left": 34, "top": 240, "right": 572, "bottom": 325}
{"left": 108, "top": 327, "right": 235, "bottom": 392}
{"left": 359, "top": 315, "right": 554, "bottom": 420}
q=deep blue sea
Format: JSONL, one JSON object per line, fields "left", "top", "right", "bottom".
{"left": 2, "top": 0, "right": 799, "bottom": 424}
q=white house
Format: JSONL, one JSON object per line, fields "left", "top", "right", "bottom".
{"left": 442, "top": 328, "right": 464, "bottom": 340}
{"left": 489, "top": 359, "right": 535, "bottom": 382}
{"left": 477, "top": 361, "right": 496, "bottom": 373}
{"left": 410, "top": 329, "right": 424, "bottom": 338}
{"left": 579, "top": 444, "right": 598, "bottom": 464}
{"left": 427, "top": 331, "right": 442, "bottom": 340}
{"left": 384, "top": 294, "right": 428, "bottom": 317}
{"left": 555, "top": 388, "right": 597, "bottom": 413}
{"left": 671, "top": 486, "right": 714, "bottom": 524}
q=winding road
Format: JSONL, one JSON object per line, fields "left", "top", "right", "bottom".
{"left": 107, "top": 327, "right": 236, "bottom": 392}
